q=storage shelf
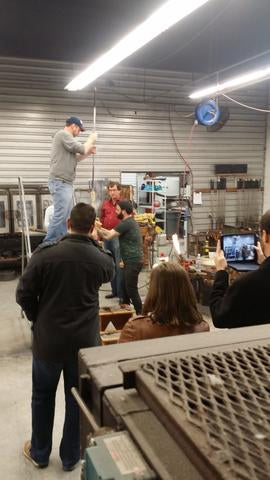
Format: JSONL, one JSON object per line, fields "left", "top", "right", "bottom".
{"left": 195, "top": 187, "right": 263, "bottom": 194}
{"left": 140, "top": 189, "right": 166, "bottom": 195}
{"left": 138, "top": 178, "right": 167, "bottom": 235}
{"left": 138, "top": 205, "right": 166, "bottom": 210}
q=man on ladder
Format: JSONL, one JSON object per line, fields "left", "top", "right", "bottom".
{"left": 44, "top": 116, "right": 97, "bottom": 243}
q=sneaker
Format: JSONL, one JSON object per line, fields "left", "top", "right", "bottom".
{"left": 23, "top": 441, "right": 48, "bottom": 469}
{"left": 105, "top": 293, "right": 117, "bottom": 299}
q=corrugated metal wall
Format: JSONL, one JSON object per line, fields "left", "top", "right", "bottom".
{"left": 263, "top": 109, "right": 270, "bottom": 211}
{"left": 0, "top": 56, "right": 267, "bottom": 231}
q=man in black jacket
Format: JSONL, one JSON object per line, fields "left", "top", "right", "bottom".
{"left": 16, "top": 203, "right": 114, "bottom": 472}
{"left": 210, "top": 210, "right": 270, "bottom": 329}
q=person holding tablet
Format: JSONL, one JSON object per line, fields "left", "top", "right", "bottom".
{"left": 210, "top": 210, "right": 270, "bottom": 328}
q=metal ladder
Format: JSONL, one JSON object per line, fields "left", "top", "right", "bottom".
{"left": 17, "top": 178, "right": 77, "bottom": 271}
{"left": 18, "top": 177, "right": 32, "bottom": 272}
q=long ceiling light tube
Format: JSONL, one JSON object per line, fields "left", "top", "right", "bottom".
{"left": 189, "top": 65, "right": 270, "bottom": 100}
{"left": 65, "top": 0, "right": 210, "bottom": 91}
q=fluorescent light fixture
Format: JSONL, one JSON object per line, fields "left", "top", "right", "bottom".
{"left": 189, "top": 65, "right": 270, "bottom": 100}
{"left": 65, "top": 0, "right": 210, "bottom": 91}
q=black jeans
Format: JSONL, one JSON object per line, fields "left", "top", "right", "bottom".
{"left": 122, "top": 262, "right": 143, "bottom": 314}
{"left": 30, "top": 357, "right": 80, "bottom": 469}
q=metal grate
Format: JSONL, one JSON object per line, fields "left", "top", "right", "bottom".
{"left": 141, "top": 346, "right": 270, "bottom": 480}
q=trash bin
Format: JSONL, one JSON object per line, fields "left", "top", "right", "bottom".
{"left": 166, "top": 211, "right": 182, "bottom": 236}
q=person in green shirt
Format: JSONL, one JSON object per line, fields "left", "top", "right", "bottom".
{"left": 97, "top": 200, "right": 143, "bottom": 314}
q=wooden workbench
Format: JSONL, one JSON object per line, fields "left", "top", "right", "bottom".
{"left": 99, "top": 307, "right": 133, "bottom": 331}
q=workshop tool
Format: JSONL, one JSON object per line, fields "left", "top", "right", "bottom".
{"left": 215, "top": 177, "right": 226, "bottom": 229}
{"left": 78, "top": 325, "right": 270, "bottom": 480}
{"left": 209, "top": 178, "right": 215, "bottom": 229}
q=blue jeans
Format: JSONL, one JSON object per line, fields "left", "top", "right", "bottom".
{"left": 104, "top": 237, "right": 123, "bottom": 299}
{"left": 44, "top": 179, "right": 73, "bottom": 243}
{"left": 30, "top": 357, "right": 80, "bottom": 469}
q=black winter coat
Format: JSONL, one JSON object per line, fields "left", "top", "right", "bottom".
{"left": 210, "top": 256, "right": 270, "bottom": 328}
{"left": 16, "top": 234, "right": 114, "bottom": 361}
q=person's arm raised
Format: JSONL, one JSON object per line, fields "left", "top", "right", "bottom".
{"left": 97, "top": 224, "right": 119, "bottom": 241}
{"left": 215, "top": 239, "right": 228, "bottom": 271}
{"left": 254, "top": 241, "right": 266, "bottom": 264}
{"left": 76, "top": 131, "right": 97, "bottom": 161}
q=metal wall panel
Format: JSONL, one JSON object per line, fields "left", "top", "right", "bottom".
{"left": 0, "top": 57, "right": 267, "bottom": 231}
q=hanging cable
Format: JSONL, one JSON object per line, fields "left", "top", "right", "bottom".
{"left": 168, "top": 106, "right": 196, "bottom": 240}
{"left": 168, "top": 106, "right": 194, "bottom": 181}
{"left": 222, "top": 93, "right": 270, "bottom": 113}
{"left": 89, "top": 88, "right": 97, "bottom": 205}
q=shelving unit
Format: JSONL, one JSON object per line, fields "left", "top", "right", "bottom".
{"left": 121, "top": 172, "right": 192, "bottom": 257}
{"left": 137, "top": 178, "right": 167, "bottom": 234}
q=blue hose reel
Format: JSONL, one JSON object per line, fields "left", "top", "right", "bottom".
{"left": 195, "top": 99, "right": 221, "bottom": 126}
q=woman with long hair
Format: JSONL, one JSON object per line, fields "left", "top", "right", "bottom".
{"left": 119, "top": 261, "right": 209, "bottom": 343}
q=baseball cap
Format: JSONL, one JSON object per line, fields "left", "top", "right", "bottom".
{"left": 66, "top": 116, "right": 85, "bottom": 131}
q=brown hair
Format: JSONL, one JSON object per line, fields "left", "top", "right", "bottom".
{"left": 107, "top": 181, "right": 121, "bottom": 190}
{"left": 260, "top": 210, "right": 270, "bottom": 234}
{"left": 143, "top": 262, "right": 203, "bottom": 327}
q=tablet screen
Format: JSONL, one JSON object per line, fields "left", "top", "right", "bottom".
{"left": 222, "top": 234, "right": 256, "bottom": 262}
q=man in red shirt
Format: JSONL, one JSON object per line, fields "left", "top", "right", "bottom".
{"left": 100, "top": 181, "right": 123, "bottom": 301}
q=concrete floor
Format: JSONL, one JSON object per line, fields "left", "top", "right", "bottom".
{"left": 0, "top": 268, "right": 212, "bottom": 479}
{"left": 0, "top": 270, "right": 150, "bottom": 480}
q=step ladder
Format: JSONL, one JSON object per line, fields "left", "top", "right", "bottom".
{"left": 18, "top": 177, "right": 32, "bottom": 272}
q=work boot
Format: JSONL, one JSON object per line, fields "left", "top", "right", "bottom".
{"left": 23, "top": 441, "right": 48, "bottom": 469}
